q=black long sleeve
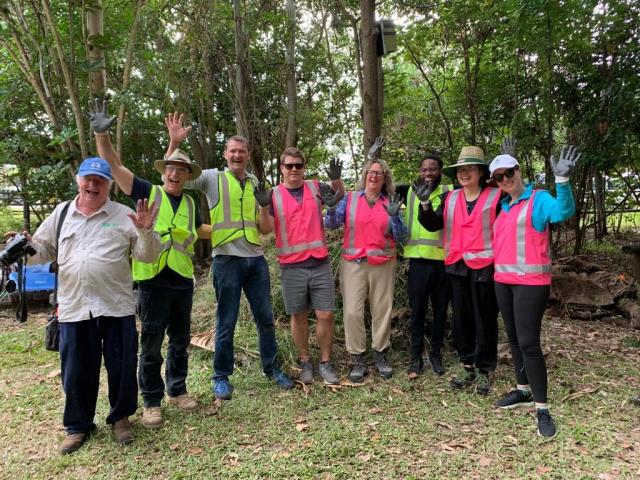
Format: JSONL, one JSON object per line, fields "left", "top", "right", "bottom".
{"left": 418, "top": 191, "right": 448, "bottom": 231}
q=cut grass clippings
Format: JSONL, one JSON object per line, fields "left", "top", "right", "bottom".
{"left": 1, "top": 299, "right": 639, "bottom": 479}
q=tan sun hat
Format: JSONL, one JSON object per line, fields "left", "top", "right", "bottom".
{"left": 441, "top": 146, "right": 488, "bottom": 179}
{"left": 154, "top": 149, "right": 202, "bottom": 179}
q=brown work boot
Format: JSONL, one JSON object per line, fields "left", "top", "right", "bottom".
{"left": 112, "top": 417, "right": 134, "bottom": 445}
{"left": 59, "top": 433, "right": 87, "bottom": 455}
{"left": 167, "top": 394, "right": 198, "bottom": 411}
{"left": 142, "top": 406, "right": 163, "bottom": 429}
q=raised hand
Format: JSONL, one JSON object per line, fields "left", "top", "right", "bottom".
{"left": 501, "top": 136, "right": 517, "bottom": 158}
{"left": 384, "top": 193, "right": 403, "bottom": 217}
{"left": 325, "top": 157, "right": 343, "bottom": 180}
{"left": 550, "top": 145, "right": 581, "bottom": 178}
{"left": 128, "top": 199, "right": 159, "bottom": 230}
{"left": 164, "top": 112, "right": 193, "bottom": 144}
{"left": 317, "top": 183, "right": 343, "bottom": 208}
{"left": 367, "top": 136, "right": 386, "bottom": 160}
{"left": 254, "top": 182, "right": 273, "bottom": 208}
{"left": 88, "top": 98, "right": 116, "bottom": 134}
{"left": 413, "top": 180, "right": 435, "bottom": 202}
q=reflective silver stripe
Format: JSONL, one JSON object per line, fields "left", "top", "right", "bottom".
{"left": 463, "top": 250, "right": 494, "bottom": 260}
{"left": 481, "top": 188, "right": 500, "bottom": 251}
{"left": 346, "top": 192, "right": 358, "bottom": 251}
{"left": 495, "top": 264, "right": 551, "bottom": 274}
{"left": 219, "top": 173, "right": 232, "bottom": 227}
{"left": 272, "top": 186, "right": 289, "bottom": 249}
{"left": 407, "top": 189, "right": 416, "bottom": 232}
{"left": 444, "top": 189, "right": 460, "bottom": 252}
{"left": 212, "top": 220, "right": 255, "bottom": 229}
{"left": 406, "top": 238, "right": 441, "bottom": 247}
{"left": 305, "top": 180, "right": 321, "bottom": 209}
{"left": 277, "top": 240, "right": 325, "bottom": 254}
{"left": 367, "top": 248, "right": 396, "bottom": 256}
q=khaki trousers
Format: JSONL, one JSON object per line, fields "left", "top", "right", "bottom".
{"left": 340, "top": 257, "right": 397, "bottom": 354}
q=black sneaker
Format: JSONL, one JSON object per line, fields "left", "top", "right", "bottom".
{"left": 536, "top": 409, "right": 557, "bottom": 438}
{"left": 450, "top": 366, "right": 476, "bottom": 390}
{"left": 475, "top": 372, "right": 491, "bottom": 395}
{"left": 348, "top": 354, "right": 368, "bottom": 383}
{"left": 373, "top": 350, "right": 393, "bottom": 379}
{"left": 496, "top": 389, "right": 534, "bottom": 409}
{"left": 429, "top": 356, "right": 445, "bottom": 376}
{"left": 407, "top": 357, "right": 424, "bottom": 376}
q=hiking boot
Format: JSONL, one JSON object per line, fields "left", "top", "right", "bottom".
{"left": 348, "top": 354, "right": 368, "bottom": 383}
{"left": 496, "top": 389, "right": 534, "bottom": 409}
{"left": 298, "top": 360, "right": 314, "bottom": 384}
{"left": 318, "top": 361, "right": 339, "bottom": 385}
{"left": 536, "top": 409, "right": 557, "bottom": 438}
{"left": 59, "top": 433, "right": 87, "bottom": 455}
{"left": 214, "top": 379, "right": 234, "bottom": 400}
{"left": 142, "top": 406, "right": 163, "bottom": 429}
{"left": 167, "top": 394, "right": 198, "bottom": 411}
{"left": 475, "top": 372, "right": 491, "bottom": 395}
{"left": 407, "top": 357, "right": 424, "bottom": 377}
{"left": 373, "top": 350, "right": 393, "bottom": 379}
{"left": 112, "top": 417, "right": 134, "bottom": 445}
{"left": 450, "top": 366, "right": 476, "bottom": 390}
{"left": 269, "top": 367, "right": 294, "bottom": 390}
{"left": 429, "top": 356, "right": 445, "bottom": 376}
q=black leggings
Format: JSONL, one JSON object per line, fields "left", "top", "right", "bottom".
{"left": 495, "top": 282, "right": 550, "bottom": 403}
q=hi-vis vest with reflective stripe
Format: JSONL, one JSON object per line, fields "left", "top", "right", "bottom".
{"left": 210, "top": 171, "right": 259, "bottom": 248}
{"left": 493, "top": 190, "right": 552, "bottom": 285}
{"left": 272, "top": 180, "right": 328, "bottom": 264}
{"left": 132, "top": 185, "right": 197, "bottom": 281}
{"left": 342, "top": 192, "right": 396, "bottom": 265}
{"left": 443, "top": 187, "right": 500, "bottom": 269}
{"left": 404, "top": 183, "right": 451, "bottom": 260}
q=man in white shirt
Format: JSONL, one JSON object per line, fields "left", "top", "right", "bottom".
{"left": 22, "top": 157, "right": 160, "bottom": 454}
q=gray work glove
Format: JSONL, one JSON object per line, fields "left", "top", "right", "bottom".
{"left": 88, "top": 98, "right": 116, "bottom": 134}
{"left": 325, "top": 157, "right": 343, "bottom": 180}
{"left": 384, "top": 193, "right": 403, "bottom": 217}
{"left": 254, "top": 182, "right": 273, "bottom": 208}
{"left": 317, "top": 183, "right": 342, "bottom": 208}
{"left": 367, "top": 136, "right": 385, "bottom": 160}
{"left": 550, "top": 145, "right": 581, "bottom": 178}
{"left": 413, "top": 180, "right": 435, "bottom": 203}
{"left": 500, "top": 136, "right": 517, "bottom": 159}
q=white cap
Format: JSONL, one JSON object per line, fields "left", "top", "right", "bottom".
{"left": 489, "top": 154, "right": 519, "bottom": 177}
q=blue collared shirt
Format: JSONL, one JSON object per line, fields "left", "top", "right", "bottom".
{"left": 499, "top": 182, "right": 575, "bottom": 232}
{"left": 325, "top": 190, "right": 408, "bottom": 243}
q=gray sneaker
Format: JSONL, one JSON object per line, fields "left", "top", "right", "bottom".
{"left": 298, "top": 360, "right": 314, "bottom": 384}
{"left": 373, "top": 350, "right": 393, "bottom": 379}
{"left": 318, "top": 361, "right": 339, "bottom": 385}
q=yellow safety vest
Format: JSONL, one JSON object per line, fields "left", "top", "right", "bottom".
{"left": 404, "top": 183, "right": 451, "bottom": 260}
{"left": 210, "top": 171, "right": 260, "bottom": 248}
{"left": 132, "top": 185, "right": 197, "bottom": 281}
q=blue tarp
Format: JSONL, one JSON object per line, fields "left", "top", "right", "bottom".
{"left": 9, "top": 263, "right": 55, "bottom": 292}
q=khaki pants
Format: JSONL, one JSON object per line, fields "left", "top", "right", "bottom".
{"left": 340, "top": 257, "right": 397, "bottom": 354}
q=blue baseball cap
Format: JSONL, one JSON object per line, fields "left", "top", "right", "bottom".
{"left": 77, "top": 157, "right": 112, "bottom": 180}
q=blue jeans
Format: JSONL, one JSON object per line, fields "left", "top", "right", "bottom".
{"left": 137, "top": 284, "right": 193, "bottom": 407}
{"left": 59, "top": 315, "right": 138, "bottom": 434}
{"left": 212, "top": 255, "right": 278, "bottom": 383}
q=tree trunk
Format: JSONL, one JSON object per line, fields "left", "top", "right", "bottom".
{"left": 86, "top": 0, "right": 106, "bottom": 97}
{"left": 360, "top": 0, "right": 380, "bottom": 157}
{"left": 284, "top": 0, "right": 298, "bottom": 148}
{"left": 593, "top": 171, "right": 608, "bottom": 239}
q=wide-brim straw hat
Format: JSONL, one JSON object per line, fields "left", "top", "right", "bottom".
{"left": 154, "top": 148, "right": 202, "bottom": 179}
{"left": 441, "top": 146, "right": 488, "bottom": 179}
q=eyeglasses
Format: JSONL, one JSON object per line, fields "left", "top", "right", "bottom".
{"left": 493, "top": 167, "right": 518, "bottom": 183}
{"left": 367, "top": 170, "right": 384, "bottom": 177}
{"left": 282, "top": 163, "right": 304, "bottom": 170}
{"left": 165, "top": 164, "right": 190, "bottom": 175}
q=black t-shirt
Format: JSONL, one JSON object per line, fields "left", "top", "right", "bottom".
{"left": 130, "top": 176, "right": 202, "bottom": 289}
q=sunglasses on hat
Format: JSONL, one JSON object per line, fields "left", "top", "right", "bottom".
{"left": 493, "top": 167, "right": 518, "bottom": 182}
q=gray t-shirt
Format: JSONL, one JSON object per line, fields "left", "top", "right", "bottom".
{"left": 186, "top": 168, "right": 263, "bottom": 258}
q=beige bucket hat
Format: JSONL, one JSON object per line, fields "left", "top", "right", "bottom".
{"left": 441, "top": 146, "right": 488, "bottom": 179}
{"left": 154, "top": 148, "right": 202, "bottom": 179}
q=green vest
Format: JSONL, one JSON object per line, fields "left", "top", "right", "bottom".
{"left": 132, "top": 185, "right": 197, "bottom": 281}
{"left": 404, "top": 183, "right": 451, "bottom": 260}
{"left": 210, "top": 171, "right": 260, "bottom": 248}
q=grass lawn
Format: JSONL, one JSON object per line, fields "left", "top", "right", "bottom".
{"left": 1, "top": 292, "right": 639, "bottom": 479}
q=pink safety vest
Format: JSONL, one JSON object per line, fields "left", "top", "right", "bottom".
{"left": 342, "top": 192, "right": 396, "bottom": 265}
{"left": 272, "top": 180, "right": 328, "bottom": 264}
{"left": 493, "top": 190, "right": 552, "bottom": 285}
{"left": 443, "top": 187, "right": 500, "bottom": 269}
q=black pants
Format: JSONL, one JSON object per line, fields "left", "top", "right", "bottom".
{"left": 138, "top": 284, "right": 193, "bottom": 407}
{"left": 59, "top": 315, "right": 138, "bottom": 434}
{"left": 448, "top": 273, "right": 498, "bottom": 373}
{"left": 407, "top": 259, "right": 449, "bottom": 359}
{"left": 495, "top": 282, "right": 550, "bottom": 403}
